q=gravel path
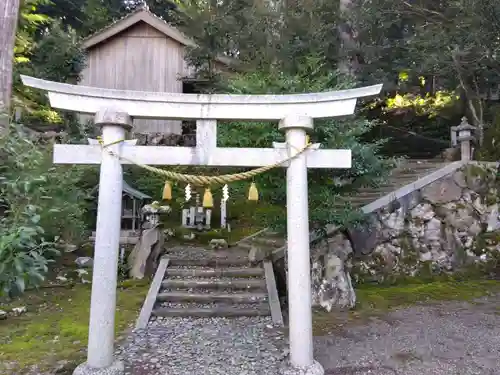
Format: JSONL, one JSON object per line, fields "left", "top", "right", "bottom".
{"left": 315, "top": 294, "right": 500, "bottom": 375}
{"left": 112, "top": 294, "right": 499, "bottom": 375}
{"left": 115, "top": 316, "right": 288, "bottom": 375}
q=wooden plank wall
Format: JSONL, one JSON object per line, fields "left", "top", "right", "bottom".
{"left": 79, "top": 22, "right": 185, "bottom": 134}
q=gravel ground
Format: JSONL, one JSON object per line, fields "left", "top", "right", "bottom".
{"left": 315, "top": 294, "right": 500, "bottom": 375}
{"left": 113, "top": 294, "right": 500, "bottom": 375}
{"left": 115, "top": 316, "right": 287, "bottom": 375}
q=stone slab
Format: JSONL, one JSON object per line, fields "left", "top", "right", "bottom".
{"left": 135, "top": 257, "right": 169, "bottom": 329}
{"left": 264, "top": 260, "right": 284, "bottom": 326}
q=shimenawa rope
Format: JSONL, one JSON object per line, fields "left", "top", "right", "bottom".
{"left": 97, "top": 136, "right": 313, "bottom": 186}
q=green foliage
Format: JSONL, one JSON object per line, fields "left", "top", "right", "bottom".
{"left": 12, "top": 17, "right": 88, "bottom": 138}
{"left": 178, "top": 0, "right": 278, "bottom": 79}
{"left": 218, "top": 57, "right": 396, "bottom": 230}
{"left": 29, "top": 21, "right": 85, "bottom": 83}
{"left": 177, "top": 0, "right": 346, "bottom": 83}
{"left": 477, "top": 105, "right": 500, "bottom": 161}
{"left": 0, "top": 216, "right": 58, "bottom": 298}
{"left": 353, "top": 0, "right": 500, "bottom": 131}
{"left": 15, "top": 0, "right": 51, "bottom": 63}
{"left": 0, "top": 124, "right": 92, "bottom": 296}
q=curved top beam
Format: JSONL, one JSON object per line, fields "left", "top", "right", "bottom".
{"left": 21, "top": 75, "right": 382, "bottom": 121}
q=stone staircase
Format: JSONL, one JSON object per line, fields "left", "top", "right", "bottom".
{"left": 136, "top": 246, "right": 283, "bottom": 328}
{"left": 338, "top": 159, "right": 450, "bottom": 211}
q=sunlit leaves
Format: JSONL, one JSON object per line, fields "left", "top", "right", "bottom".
{"left": 385, "top": 91, "right": 459, "bottom": 117}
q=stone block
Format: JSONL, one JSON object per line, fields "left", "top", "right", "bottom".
{"left": 421, "top": 176, "right": 462, "bottom": 204}
{"left": 209, "top": 238, "right": 228, "bottom": 249}
{"left": 73, "top": 361, "right": 124, "bottom": 375}
{"left": 248, "top": 246, "right": 267, "bottom": 263}
{"left": 347, "top": 215, "right": 382, "bottom": 257}
{"left": 280, "top": 360, "right": 324, "bottom": 375}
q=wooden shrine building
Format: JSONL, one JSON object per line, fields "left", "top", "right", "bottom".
{"left": 78, "top": 6, "right": 234, "bottom": 135}
{"left": 89, "top": 180, "right": 151, "bottom": 244}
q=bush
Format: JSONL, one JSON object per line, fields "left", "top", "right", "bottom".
{"left": 0, "top": 211, "right": 59, "bottom": 297}
{"left": 218, "top": 58, "right": 397, "bottom": 230}
{"left": 0, "top": 123, "right": 92, "bottom": 296}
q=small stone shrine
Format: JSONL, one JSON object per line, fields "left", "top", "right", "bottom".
{"left": 180, "top": 184, "right": 230, "bottom": 230}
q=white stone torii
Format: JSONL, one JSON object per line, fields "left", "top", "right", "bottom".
{"left": 21, "top": 75, "right": 382, "bottom": 375}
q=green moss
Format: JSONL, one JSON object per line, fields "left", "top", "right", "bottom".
{"left": 484, "top": 190, "right": 498, "bottom": 205}
{"left": 415, "top": 260, "right": 434, "bottom": 279}
{"left": 358, "top": 279, "right": 499, "bottom": 308}
{"left": 0, "top": 280, "right": 150, "bottom": 374}
{"left": 454, "top": 243, "right": 468, "bottom": 266}
{"left": 398, "top": 235, "right": 419, "bottom": 270}
{"left": 433, "top": 205, "right": 448, "bottom": 219}
{"left": 466, "top": 164, "right": 489, "bottom": 179}
{"left": 412, "top": 216, "right": 424, "bottom": 226}
{"left": 471, "top": 231, "right": 500, "bottom": 257}
{"left": 313, "top": 279, "right": 500, "bottom": 335}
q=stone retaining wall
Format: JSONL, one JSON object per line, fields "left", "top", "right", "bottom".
{"left": 311, "top": 163, "right": 500, "bottom": 311}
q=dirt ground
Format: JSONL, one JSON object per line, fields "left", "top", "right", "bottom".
{"left": 315, "top": 294, "right": 500, "bottom": 375}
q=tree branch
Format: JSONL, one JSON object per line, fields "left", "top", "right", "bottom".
{"left": 400, "top": 1, "right": 449, "bottom": 21}
{"left": 450, "top": 47, "right": 483, "bottom": 144}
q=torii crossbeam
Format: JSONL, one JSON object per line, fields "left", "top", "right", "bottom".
{"left": 21, "top": 75, "right": 382, "bottom": 375}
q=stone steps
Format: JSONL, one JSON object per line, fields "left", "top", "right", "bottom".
{"left": 152, "top": 305, "right": 271, "bottom": 318}
{"left": 162, "top": 278, "right": 266, "bottom": 290}
{"left": 157, "top": 263, "right": 272, "bottom": 319}
{"left": 157, "top": 291, "right": 268, "bottom": 303}
{"left": 167, "top": 256, "right": 250, "bottom": 267}
{"left": 339, "top": 160, "right": 451, "bottom": 210}
{"left": 166, "top": 267, "right": 264, "bottom": 278}
{"left": 137, "top": 246, "right": 283, "bottom": 325}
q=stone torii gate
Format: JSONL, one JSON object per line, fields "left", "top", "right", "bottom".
{"left": 21, "top": 75, "right": 382, "bottom": 375}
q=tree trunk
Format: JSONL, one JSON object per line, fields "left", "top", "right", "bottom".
{"left": 338, "top": 0, "right": 357, "bottom": 75}
{"left": 0, "top": 0, "right": 21, "bottom": 129}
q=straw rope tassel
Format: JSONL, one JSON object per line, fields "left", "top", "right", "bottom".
{"left": 203, "top": 187, "right": 214, "bottom": 208}
{"left": 248, "top": 182, "right": 259, "bottom": 201}
{"left": 162, "top": 181, "right": 172, "bottom": 200}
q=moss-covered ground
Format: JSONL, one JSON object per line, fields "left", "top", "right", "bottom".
{"left": 0, "top": 280, "right": 150, "bottom": 375}
{"left": 313, "top": 279, "right": 500, "bottom": 336}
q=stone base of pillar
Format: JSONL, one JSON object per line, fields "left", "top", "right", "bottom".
{"left": 73, "top": 361, "right": 124, "bottom": 375}
{"left": 280, "top": 360, "right": 325, "bottom": 375}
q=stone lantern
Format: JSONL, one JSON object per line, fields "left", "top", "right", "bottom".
{"left": 142, "top": 201, "right": 171, "bottom": 229}
{"left": 451, "top": 117, "right": 476, "bottom": 161}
